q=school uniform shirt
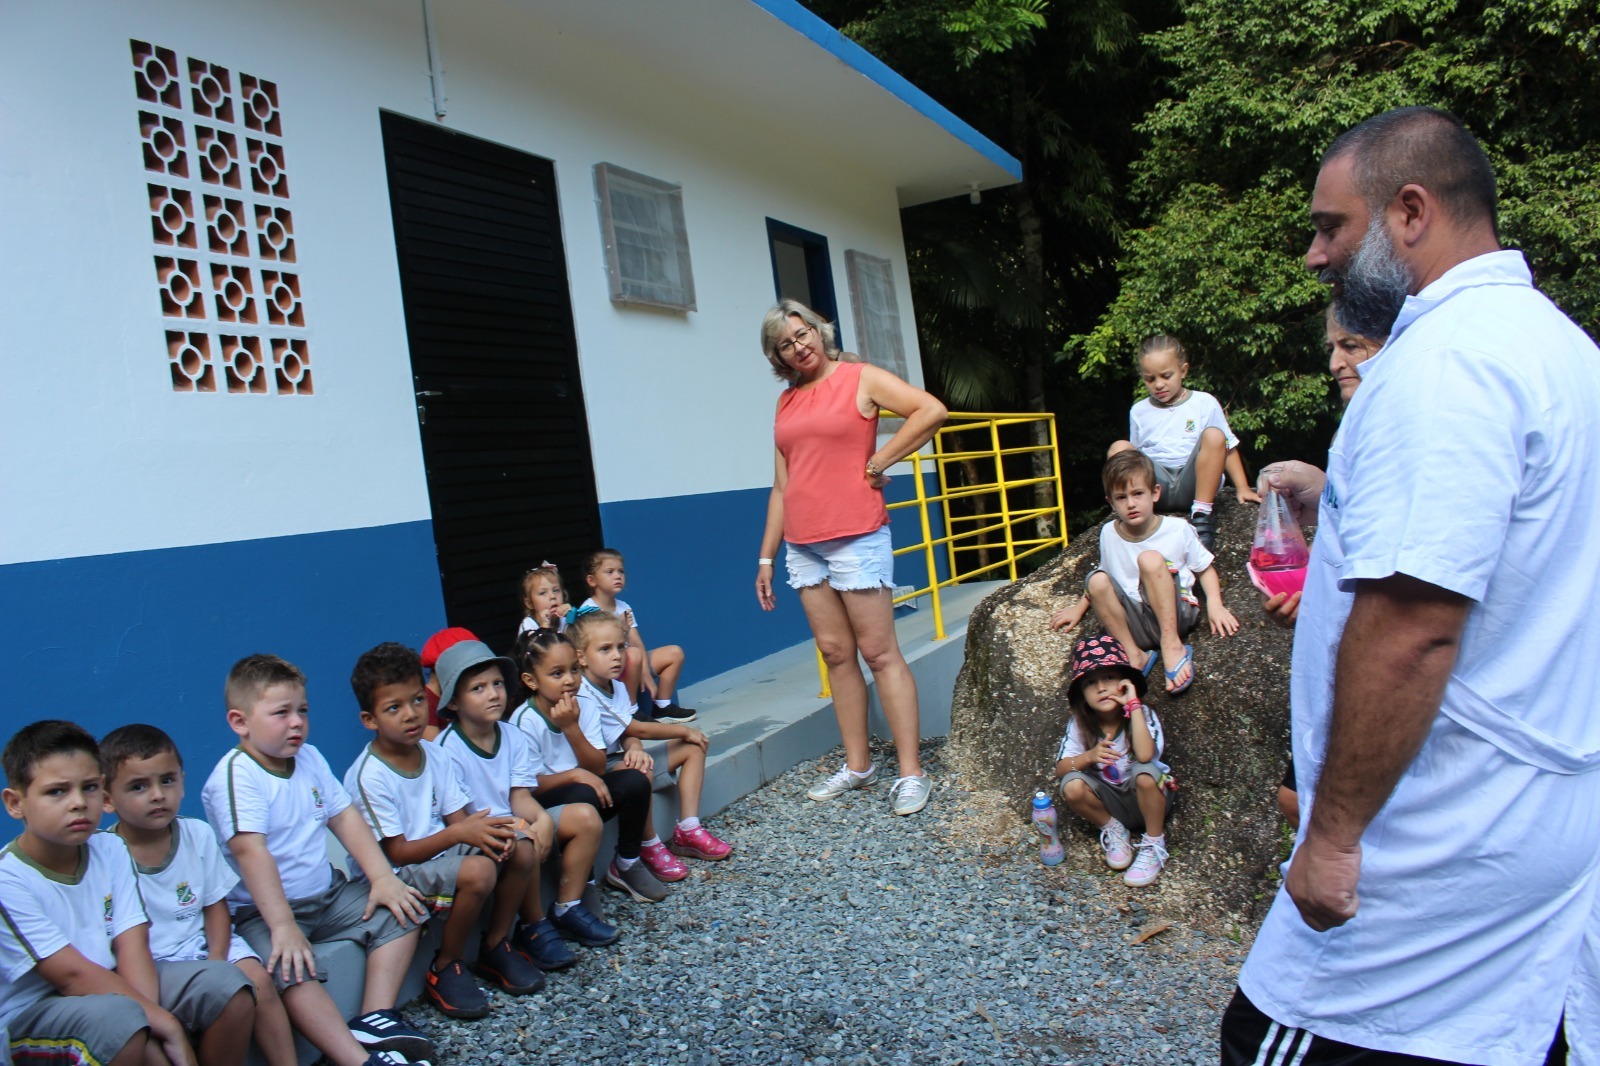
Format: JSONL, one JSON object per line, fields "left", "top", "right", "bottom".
{"left": 577, "top": 676, "right": 637, "bottom": 756}
{"left": 579, "top": 596, "right": 638, "bottom": 630}
{"left": 1056, "top": 704, "right": 1168, "bottom": 785}
{"left": 515, "top": 615, "right": 566, "bottom": 636}
{"left": 1097, "top": 515, "right": 1212, "bottom": 608}
{"left": 508, "top": 700, "right": 594, "bottom": 776}
{"left": 120, "top": 816, "right": 238, "bottom": 962}
{"left": 201, "top": 742, "right": 351, "bottom": 909}
{"left": 0, "top": 832, "right": 150, "bottom": 1032}
{"left": 1240, "top": 251, "right": 1600, "bottom": 1066}
{"left": 1127, "top": 390, "right": 1238, "bottom": 467}
{"left": 343, "top": 739, "right": 471, "bottom": 845}
{"left": 435, "top": 721, "right": 541, "bottom": 818}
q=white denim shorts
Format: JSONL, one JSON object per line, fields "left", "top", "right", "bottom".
{"left": 785, "top": 524, "right": 895, "bottom": 592}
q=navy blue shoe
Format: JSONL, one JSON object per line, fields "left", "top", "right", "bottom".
{"left": 472, "top": 936, "right": 545, "bottom": 995}
{"left": 514, "top": 917, "right": 577, "bottom": 970}
{"left": 549, "top": 901, "right": 621, "bottom": 947}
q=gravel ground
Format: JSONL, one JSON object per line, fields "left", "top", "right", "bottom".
{"left": 412, "top": 739, "right": 1248, "bottom": 1065}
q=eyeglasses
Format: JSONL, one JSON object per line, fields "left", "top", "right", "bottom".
{"left": 776, "top": 326, "right": 814, "bottom": 357}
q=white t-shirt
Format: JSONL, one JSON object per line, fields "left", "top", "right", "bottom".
{"left": 579, "top": 597, "right": 637, "bottom": 630}
{"left": 119, "top": 816, "right": 254, "bottom": 964}
{"left": 344, "top": 739, "right": 471, "bottom": 845}
{"left": 516, "top": 615, "right": 566, "bottom": 636}
{"left": 435, "top": 721, "right": 541, "bottom": 818}
{"left": 1056, "top": 703, "right": 1168, "bottom": 785}
{"left": 1097, "top": 515, "right": 1213, "bottom": 608}
{"left": 0, "top": 832, "right": 149, "bottom": 1031}
{"left": 202, "top": 742, "right": 351, "bottom": 908}
{"left": 577, "top": 676, "right": 637, "bottom": 755}
{"left": 1128, "top": 390, "right": 1238, "bottom": 467}
{"left": 507, "top": 700, "right": 591, "bottom": 777}
{"left": 1240, "top": 251, "right": 1600, "bottom": 1065}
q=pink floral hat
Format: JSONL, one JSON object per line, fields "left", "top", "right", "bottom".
{"left": 1067, "top": 632, "right": 1147, "bottom": 702}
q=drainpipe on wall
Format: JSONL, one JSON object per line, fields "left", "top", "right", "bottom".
{"left": 421, "top": 0, "right": 448, "bottom": 120}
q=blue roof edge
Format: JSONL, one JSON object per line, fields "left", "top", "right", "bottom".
{"left": 749, "top": 0, "right": 1024, "bottom": 183}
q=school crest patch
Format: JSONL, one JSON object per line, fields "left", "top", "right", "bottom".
{"left": 103, "top": 893, "right": 114, "bottom": 929}
{"left": 1184, "top": 418, "right": 1196, "bottom": 433}
{"left": 175, "top": 880, "right": 196, "bottom": 906}
{"left": 311, "top": 787, "right": 324, "bottom": 809}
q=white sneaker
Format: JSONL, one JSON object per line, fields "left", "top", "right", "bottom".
{"left": 1100, "top": 819, "right": 1134, "bottom": 870}
{"left": 887, "top": 773, "right": 932, "bottom": 816}
{"left": 807, "top": 763, "right": 878, "bottom": 801}
{"left": 1123, "top": 834, "right": 1169, "bottom": 886}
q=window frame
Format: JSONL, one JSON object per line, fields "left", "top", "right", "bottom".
{"left": 843, "top": 249, "right": 908, "bottom": 379}
{"left": 593, "top": 162, "right": 696, "bottom": 312}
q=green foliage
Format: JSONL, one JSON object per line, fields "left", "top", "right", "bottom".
{"left": 1067, "top": 0, "right": 1600, "bottom": 457}
{"left": 943, "top": 0, "right": 1048, "bottom": 67}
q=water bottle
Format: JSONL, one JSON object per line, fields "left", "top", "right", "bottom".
{"left": 1032, "top": 791, "right": 1065, "bottom": 866}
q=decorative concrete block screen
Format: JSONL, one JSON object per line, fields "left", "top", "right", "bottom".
{"left": 134, "top": 41, "right": 312, "bottom": 394}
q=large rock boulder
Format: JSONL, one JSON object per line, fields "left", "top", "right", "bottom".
{"left": 948, "top": 495, "right": 1296, "bottom": 930}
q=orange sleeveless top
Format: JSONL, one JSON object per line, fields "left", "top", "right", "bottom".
{"left": 774, "top": 361, "right": 889, "bottom": 544}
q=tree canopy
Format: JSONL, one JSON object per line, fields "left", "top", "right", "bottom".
{"left": 803, "top": 0, "right": 1600, "bottom": 510}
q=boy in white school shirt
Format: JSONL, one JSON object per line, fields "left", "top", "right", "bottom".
{"left": 201, "top": 653, "right": 433, "bottom": 1066}
{"left": 1, "top": 720, "right": 249, "bottom": 1066}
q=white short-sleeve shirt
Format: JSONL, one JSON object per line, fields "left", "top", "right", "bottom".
{"left": 1128, "top": 390, "right": 1238, "bottom": 467}
{"left": 1097, "top": 516, "right": 1213, "bottom": 608}
{"left": 1240, "top": 252, "right": 1600, "bottom": 1065}
{"left": 343, "top": 739, "right": 471, "bottom": 845}
{"left": 119, "top": 816, "right": 239, "bottom": 963}
{"left": 201, "top": 742, "right": 351, "bottom": 908}
{"left": 1056, "top": 704, "right": 1167, "bottom": 784}
{"left": 507, "top": 700, "right": 602, "bottom": 777}
{"left": 0, "top": 832, "right": 150, "bottom": 1031}
{"left": 577, "top": 677, "right": 637, "bottom": 755}
{"left": 435, "top": 721, "right": 541, "bottom": 818}
{"left": 579, "top": 597, "right": 637, "bottom": 630}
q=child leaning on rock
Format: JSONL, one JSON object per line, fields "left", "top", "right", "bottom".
{"left": 1054, "top": 634, "right": 1175, "bottom": 887}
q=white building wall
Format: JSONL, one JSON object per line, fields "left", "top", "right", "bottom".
{"left": 0, "top": 0, "right": 925, "bottom": 567}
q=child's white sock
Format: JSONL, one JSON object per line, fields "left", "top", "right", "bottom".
{"left": 654, "top": 697, "right": 671, "bottom": 708}
{"left": 642, "top": 835, "right": 662, "bottom": 848}
{"left": 1190, "top": 501, "right": 1213, "bottom": 516}
{"left": 678, "top": 816, "right": 701, "bottom": 832}
{"left": 850, "top": 763, "right": 876, "bottom": 780}
{"left": 553, "top": 900, "right": 580, "bottom": 916}
{"left": 615, "top": 854, "right": 640, "bottom": 870}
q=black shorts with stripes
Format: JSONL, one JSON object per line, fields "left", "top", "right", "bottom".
{"left": 1220, "top": 987, "right": 1567, "bottom": 1066}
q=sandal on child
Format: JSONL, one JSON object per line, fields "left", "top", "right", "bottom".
{"left": 1164, "top": 644, "right": 1195, "bottom": 695}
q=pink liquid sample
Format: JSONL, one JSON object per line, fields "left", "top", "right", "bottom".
{"left": 1248, "top": 544, "right": 1308, "bottom": 598}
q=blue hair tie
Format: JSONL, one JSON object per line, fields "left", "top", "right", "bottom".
{"left": 566, "top": 604, "right": 600, "bottom": 625}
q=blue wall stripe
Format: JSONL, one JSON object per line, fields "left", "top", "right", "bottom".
{"left": 0, "top": 522, "right": 447, "bottom": 819}
{"left": 748, "top": 0, "right": 1023, "bottom": 181}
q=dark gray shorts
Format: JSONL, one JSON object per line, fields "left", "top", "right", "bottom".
{"left": 1059, "top": 762, "right": 1167, "bottom": 833}
{"left": 156, "top": 959, "right": 254, "bottom": 1030}
{"left": 1152, "top": 437, "right": 1203, "bottom": 513}
{"left": 7, "top": 992, "right": 148, "bottom": 1065}
{"left": 1090, "top": 570, "right": 1200, "bottom": 649}
{"left": 397, "top": 843, "right": 473, "bottom": 912}
{"left": 234, "top": 868, "right": 419, "bottom": 990}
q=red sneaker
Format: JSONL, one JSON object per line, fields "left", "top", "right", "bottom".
{"left": 638, "top": 841, "right": 689, "bottom": 882}
{"left": 668, "top": 824, "right": 732, "bottom": 861}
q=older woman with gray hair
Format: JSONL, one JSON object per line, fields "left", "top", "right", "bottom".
{"left": 754, "top": 299, "right": 948, "bottom": 816}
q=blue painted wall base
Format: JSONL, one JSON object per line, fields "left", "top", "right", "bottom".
{"left": 0, "top": 522, "right": 447, "bottom": 818}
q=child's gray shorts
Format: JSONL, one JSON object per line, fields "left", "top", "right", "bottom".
{"left": 8, "top": 993, "right": 148, "bottom": 1065}
{"left": 1090, "top": 570, "right": 1199, "bottom": 648}
{"left": 234, "top": 868, "right": 419, "bottom": 991}
{"left": 1059, "top": 762, "right": 1167, "bottom": 833}
{"left": 397, "top": 843, "right": 477, "bottom": 912}
{"left": 156, "top": 959, "right": 253, "bottom": 1030}
{"left": 1152, "top": 438, "right": 1203, "bottom": 513}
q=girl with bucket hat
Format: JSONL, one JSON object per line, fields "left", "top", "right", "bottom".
{"left": 1053, "top": 633, "right": 1176, "bottom": 886}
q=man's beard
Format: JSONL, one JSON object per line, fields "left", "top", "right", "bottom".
{"left": 1323, "top": 217, "right": 1412, "bottom": 340}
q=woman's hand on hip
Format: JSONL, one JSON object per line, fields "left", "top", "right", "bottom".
{"left": 756, "top": 562, "right": 776, "bottom": 611}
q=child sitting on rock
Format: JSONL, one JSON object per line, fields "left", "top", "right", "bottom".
{"left": 1054, "top": 634, "right": 1174, "bottom": 887}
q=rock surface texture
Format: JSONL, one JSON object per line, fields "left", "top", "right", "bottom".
{"left": 949, "top": 495, "right": 1297, "bottom": 929}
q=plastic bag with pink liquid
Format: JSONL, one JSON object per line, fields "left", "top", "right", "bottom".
{"left": 1247, "top": 487, "right": 1310, "bottom": 598}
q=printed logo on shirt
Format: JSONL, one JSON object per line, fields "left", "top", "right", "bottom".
{"left": 175, "top": 880, "right": 197, "bottom": 907}
{"left": 1184, "top": 418, "right": 1196, "bottom": 433}
{"left": 311, "top": 787, "right": 324, "bottom": 809}
{"left": 430, "top": 787, "right": 442, "bottom": 821}
{"left": 103, "top": 893, "right": 114, "bottom": 932}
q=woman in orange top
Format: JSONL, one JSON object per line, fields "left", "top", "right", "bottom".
{"left": 754, "top": 299, "right": 948, "bottom": 816}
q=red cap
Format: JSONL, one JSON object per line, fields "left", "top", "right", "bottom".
{"left": 421, "top": 626, "right": 479, "bottom": 669}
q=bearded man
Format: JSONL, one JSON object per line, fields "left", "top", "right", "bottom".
{"left": 1220, "top": 107, "right": 1600, "bottom": 1066}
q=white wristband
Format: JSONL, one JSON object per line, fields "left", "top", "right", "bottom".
{"left": 758, "top": 557, "right": 774, "bottom": 566}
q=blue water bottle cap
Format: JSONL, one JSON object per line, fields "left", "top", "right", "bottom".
{"left": 1032, "top": 791, "right": 1051, "bottom": 808}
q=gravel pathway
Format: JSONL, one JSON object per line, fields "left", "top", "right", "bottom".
{"left": 414, "top": 740, "right": 1246, "bottom": 1064}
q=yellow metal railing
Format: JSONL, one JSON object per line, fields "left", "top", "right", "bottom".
{"left": 813, "top": 410, "right": 1069, "bottom": 696}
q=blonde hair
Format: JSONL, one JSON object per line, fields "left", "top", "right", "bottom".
{"left": 759, "top": 299, "right": 858, "bottom": 383}
{"left": 521, "top": 566, "right": 562, "bottom": 613}
{"left": 567, "top": 608, "right": 626, "bottom": 653}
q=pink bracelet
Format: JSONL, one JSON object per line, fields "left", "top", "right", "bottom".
{"left": 1123, "top": 697, "right": 1142, "bottom": 719}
